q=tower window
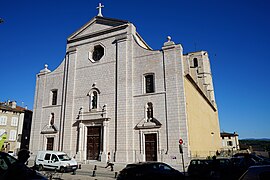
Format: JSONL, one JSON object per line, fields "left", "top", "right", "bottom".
{"left": 145, "top": 74, "right": 155, "bottom": 93}
{"left": 51, "top": 90, "right": 57, "bottom": 105}
{"left": 193, "top": 58, "right": 198, "bottom": 68}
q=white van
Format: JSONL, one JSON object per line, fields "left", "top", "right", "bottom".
{"left": 35, "top": 151, "right": 78, "bottom": 172}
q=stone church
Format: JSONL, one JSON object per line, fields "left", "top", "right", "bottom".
{"left": 30, "top": 5, "right": 221, "bottom": 168}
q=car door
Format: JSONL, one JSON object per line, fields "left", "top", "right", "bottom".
{"left": 51, "top": 154, "right": 61, "bottom": 170}
{"left": 43, "top": 153, "right": 52, "bottom": 169}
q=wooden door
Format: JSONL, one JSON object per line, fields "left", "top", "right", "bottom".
{"left": 87, "top": 126, "right": 101, "bottom": 160}
{"left": 145, "top": 134, "right": 157, "bottom": 161}
{"left": 46, "top": 137, "right": 54, "bottom": 150}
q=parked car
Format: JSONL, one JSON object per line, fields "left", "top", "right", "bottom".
{"left": 239, "top": 165, "right": 270, "bottom": 180}
{"left": 0, "top": 151, "right": 47, "bottom": 179}
{"left": 35, "top": 150, "right": 78, "bottom": 172}
{"left": 230, "top": 157, "right": 249, "bottom": 179}
{"left": 117, "top": 162, "right": 185, "bottom": 180}
{"left": 188, "top": 157, "right": 234, "bottom": 179}
{"left": 233, "top": 153, "right": 270, "bottom": 165}
{"left": 187, "top": 159, "right": 212, "bottom": 178}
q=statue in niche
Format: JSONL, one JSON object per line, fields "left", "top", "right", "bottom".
{"left": 147, "top": 102, "right": 153, "bottom": 122}
{"left": 92, "top": 92, "right": 98, "bottom": 109}
{"left": 50, "top": 113, "right": 57, "bottom": 131}
{"left": 50, "top": 113, "right": 54, "bottom": 126}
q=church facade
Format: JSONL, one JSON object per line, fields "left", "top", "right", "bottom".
{"left": 30, "top": 12, "right": 221, "bottom": 168}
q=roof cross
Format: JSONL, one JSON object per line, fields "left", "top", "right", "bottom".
{"left": 96, "top": 3, "right": 104, "bottom": 17}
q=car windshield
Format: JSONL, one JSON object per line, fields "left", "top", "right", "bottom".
{"left": 58, "top": 154, "right": 71, "bottom": 161}
{"left": 0, "top": 153, "right": 18, "bottom": 173}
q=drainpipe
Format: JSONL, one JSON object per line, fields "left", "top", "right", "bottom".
{"left": 114, "top": 41, "right": 118, "bottom": 161}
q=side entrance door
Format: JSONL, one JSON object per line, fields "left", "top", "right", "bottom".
{"left": 145, "top": 133, "right": 157, "bottom": 161}
{"left": 87, "top": 126, "right": 101, "bottom": 160}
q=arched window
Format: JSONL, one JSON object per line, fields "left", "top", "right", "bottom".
{"left": 193, "top": 58, "right": 198, "bottom": 68}
{"left": 146, "top": 102, "right": 153, "bottom": 122}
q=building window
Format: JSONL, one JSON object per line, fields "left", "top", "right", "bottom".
{"left": 227, "top": 141, "right": 233, "bottom": 146}
{"left": 0, "top": 129, "right": 5, "bottom": 136}
{"left": 51, "top": 90, "right": 57, "bottom": 105}
{"left": 0, "top": 116, "right": 7, "bottom": 125}
{"left": 145, "top": 74, "right": 155, "bottom": 93}
{"left": 146, "top": 102, "right": 153, "bottom": 122}
{"left": 90, "top": 91, "right": 98, "bottom": 110}
{"left": 193, "top": 58, "right": 198, "bottom": 68}
{"left": 9, "top": 130, "right": 17, "bottom": 141}
{"left": 11, "top": 117, "right": 18, "bottom": 126}
{"left": 92, "top": 45, "right": 104, "bottom": 61}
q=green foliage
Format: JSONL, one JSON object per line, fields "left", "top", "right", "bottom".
{"left": 239, "top": 139, "right": 270, "bottom": 151}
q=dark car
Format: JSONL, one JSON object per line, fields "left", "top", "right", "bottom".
{"left": 0, "top": 151, "right": 47, "bottom": 179}
{"left": 188, "top": 159, "right": 212, "bottom": 178}
{"left": 233, "top": 153, "right": 270, "bottom": 165}
{"left": 230, "top": 157, "right": 249, "bottom": 179}
{"left": 117, "top": 162, "right": 184, "bottom": 180}
{"left": 239, "top": 165, "right": 270, "bottom": 180}
{"left": 188, "top": 158, "right": 234, "bottom": 179}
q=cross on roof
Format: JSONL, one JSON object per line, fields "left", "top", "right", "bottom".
{"left": 96, "top": 3, "right": 104, "bottom": 17}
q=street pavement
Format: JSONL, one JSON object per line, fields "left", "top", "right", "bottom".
{"left": 28, "top": 159, "right": 127, "bottom": 180}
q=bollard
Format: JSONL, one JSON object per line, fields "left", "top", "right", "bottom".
{"left": 92, "top": 170, "right": 96, "bottom": 177}
{"left": 111, "top": 164, "right": 114, "bottom": 171}
{"left": 78, "top": 164, "right": 81, "bottom": 169}
{"left": 72, "top": 170, "right": 76, "bottom": 175}
{"left": 49, "top": 174, "right": 52, "bottom": 180}
{"left": 94, "top": 165, "right": 97, "bottom": 170}
{"left": 114, "top": 172, "right": 118, "bottom": 178}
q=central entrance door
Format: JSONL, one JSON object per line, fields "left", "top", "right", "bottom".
{"left": 87, "top": 126, "right": 101, "bottom": 160}
{"left": 145, "top": 133, "right": 157, "bottom": 161}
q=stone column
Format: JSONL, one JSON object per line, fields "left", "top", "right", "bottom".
{"left": 102, "top": 121, "right": 108, "bottom": 162}
{"left": 78, "top": 122, "right": 85, "bottom": 161}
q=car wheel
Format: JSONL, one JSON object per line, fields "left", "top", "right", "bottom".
{"left": 60, "top": 167, "right": 65, "bottom": 173}
{"left": 38, "top": 164, "right": 43, "bottom": 171}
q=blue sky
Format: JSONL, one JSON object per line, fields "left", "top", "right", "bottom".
{"left": 1, "top": 0, "right": 269, "bottom": 139}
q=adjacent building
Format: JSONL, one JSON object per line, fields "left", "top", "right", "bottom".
{"left": 0, "top": 101, "right": 32, "bottom": 154}
{"left": 220, "top": 131, "right": 240, "bottom": 152}
{"left": 30, "top": 8, "right": 221, "bottom": 168}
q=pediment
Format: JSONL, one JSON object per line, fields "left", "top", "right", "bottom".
{"left": 68, "top": 16, "right": 129, "bottom": 42}
{"left": 135, "top": 118, "right": 162, "bottom": 130}
{"left": 40, "top": 124, "right": 58, "bottom": 134}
